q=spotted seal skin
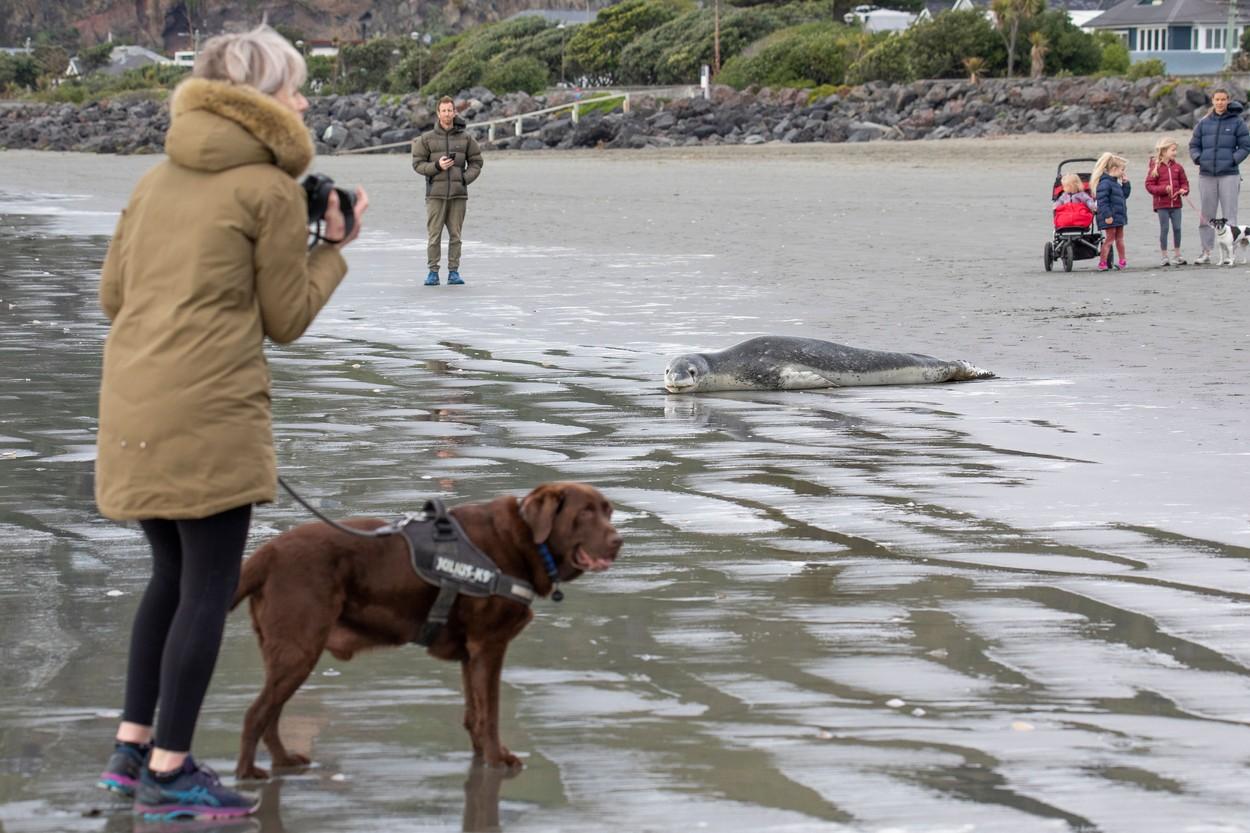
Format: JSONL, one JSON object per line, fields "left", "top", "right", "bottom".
{"left": 663, "top": 336, "right": 995, "bottom": 393}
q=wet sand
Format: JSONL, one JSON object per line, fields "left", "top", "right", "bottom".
{"left": 1, "top": 134, "right": 1249, "bottom": 833}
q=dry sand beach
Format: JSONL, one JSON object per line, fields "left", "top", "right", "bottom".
{"left": 1, "top": 133, "right": 1249, "bottom": 832}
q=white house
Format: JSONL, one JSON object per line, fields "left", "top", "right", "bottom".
{"left": 101, "top": 45, "right": 172, "bottom": 76}
{"left": 845, "top": 4, "right": 920, "bottom": 31}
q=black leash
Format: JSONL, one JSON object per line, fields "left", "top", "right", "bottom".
{"left": 277, "top": 476, "right": 395, "bottom": 539}
{"left": 277, "top": 477, "right": 566, "bottom": 604}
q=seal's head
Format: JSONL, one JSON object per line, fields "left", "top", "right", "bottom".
{"left": 664, "top": 353, "right": 710, "bottom": 393}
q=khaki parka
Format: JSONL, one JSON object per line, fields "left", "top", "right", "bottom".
{"left": 411, "top": 117, "right": 483, "bottom": 200}
{"left": 95, "top": 78, "right": 347, "bottom": 520}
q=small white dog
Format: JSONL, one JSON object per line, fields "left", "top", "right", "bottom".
{"left": 1210, "top": 218, "right": 1250, "bottom": 265}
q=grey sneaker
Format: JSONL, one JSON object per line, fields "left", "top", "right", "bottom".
{"left": 1172, "top": 254, "right": 1187, "bottom": 266}
{"left": 1194, "top": 252, "right": 1211, "bottom": 264}
{"left": 1160, "top": 255, "right": 1171, "bottom": 267}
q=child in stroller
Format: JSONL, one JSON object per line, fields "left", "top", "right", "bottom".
{"left": 1045, "top": 160, "right": 1104, "bottom": 272}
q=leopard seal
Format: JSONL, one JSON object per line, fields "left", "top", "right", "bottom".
{"left": 663, "top": 336, "right": 994, "bottom": 393}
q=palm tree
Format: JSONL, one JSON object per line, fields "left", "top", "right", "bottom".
{"left": 1029, "top": 31, "right": 1049, "bottom": 78}
{"left": 991, "top": 0, "right": 1045, "bottom": 77}
{"left": 964, "top": 56, "right": 986, "bottom": 83}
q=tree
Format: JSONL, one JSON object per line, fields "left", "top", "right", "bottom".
{"left": 32, "top": 43, "right": 70, "bottom": 80}
{"left": 79, "top": 41, "right": 114, "bottom": 75}
{"left": 1029, "top": 31, "right": 1048, "bottom": 78}
{"left": 847, "top": 33, "right": 915, "bottom": 84}
{"left": 964, "top": 55, "right": 985, "bottom": 83}
{"left": 338, "top": 36, "right": 413, "bottom": 94}
{"left": 1026, "top": 10, "right": 1101, "bottom": 77}
{"left": 716, "top": 22, "right": 852, "bottom": 89}
{"left": 481, "top": 55, "right": 549, "bottom": 94}
{"left": 1095, "top": 31, "right": 1129, "bottom": 74}
{"left": 991, "top": 0, "right": 1044, "bottom": 77}
{"left": 566, "top": 0, "right": 693, "bottom": 83}
{"left": 905, "top": 9, "right": 1004, "bottom": 79}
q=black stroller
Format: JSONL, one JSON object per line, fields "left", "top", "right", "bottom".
{"left": 1045, "top": 158, "right": 1104, "bottom": 272}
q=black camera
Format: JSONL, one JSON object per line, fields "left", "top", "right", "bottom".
{"left": 302, "top": 173, "right": 356, "bottom": 239}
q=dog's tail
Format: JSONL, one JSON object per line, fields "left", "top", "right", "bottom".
{"left": 230, "top": 542, "right": 272, "bottom": 610}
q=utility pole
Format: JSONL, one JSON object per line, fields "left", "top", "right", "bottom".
{"left": 1225, "top": 0, "right": 1237, "bottom": 69}
{"left": 713, "top": 0, "right": 721, "bottom": 74}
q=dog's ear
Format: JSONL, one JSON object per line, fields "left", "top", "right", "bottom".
{"left": 519, "top": 484, "right": 564, "bottom": 544}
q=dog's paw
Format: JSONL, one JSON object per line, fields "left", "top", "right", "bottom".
{"left": 236, "top": 764, "right": 271, "bottom": 781}
{"left": 484, "top": 747, "right": 524, "bottom": 770}
{"left": 272, "top": 752, "right": 312, "bottom": 769}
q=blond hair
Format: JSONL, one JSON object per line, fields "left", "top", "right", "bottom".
{"left": 1089, "top": 152, "right": 1127, "bottom": 198}
{"left": 1153, "top": 136, "right": 1178, "bottom": 167}
{"left": 193, "top": 25, "right": 306, "bottom": 95}
{"left": 1060, "top": 173, "right": 1082, "bottom": 194}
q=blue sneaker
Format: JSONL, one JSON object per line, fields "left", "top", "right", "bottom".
{"left": 447, "top": 270, "right": 465, "bottom": 285}
{"left": 424, "top": 270, "right": 440, "bottom": 286}
{"left": 134, "top": 756, "right": 257, "bottom": 821}
{"left": 97, "top": 742, "right": 148, "bottom": 797}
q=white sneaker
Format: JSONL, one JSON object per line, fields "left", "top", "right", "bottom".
{"left": 1160, "top": 255, "right": 1171, "bottom": 267}
{"left": 1194, "top": 252, "right": 1211, "bottom": 264}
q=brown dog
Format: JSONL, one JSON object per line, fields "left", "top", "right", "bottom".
{"left": 231, "top": 482, "right": 621, "bottom": 780}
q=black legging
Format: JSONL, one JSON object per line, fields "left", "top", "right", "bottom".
{"left": 121, "top": 504, "right": 252, "bottom": 752}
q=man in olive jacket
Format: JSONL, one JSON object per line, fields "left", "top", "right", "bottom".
{"left": 412, "top": 96, "right": 483, "bottom": 285}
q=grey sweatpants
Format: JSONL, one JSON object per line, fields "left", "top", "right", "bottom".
{"left": 426, "top": 198, "right": 467, "bottom": 271}
{"left": 1198, "top": 174, "right": 1240, "bottom": 252}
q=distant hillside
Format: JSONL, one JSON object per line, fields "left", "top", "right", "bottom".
{"left": 0, "top": 0, "right": 598, "bottom": 51}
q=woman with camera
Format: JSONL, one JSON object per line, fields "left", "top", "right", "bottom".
{"left": 93, "top": 25, "right": 367, "bottom": 820}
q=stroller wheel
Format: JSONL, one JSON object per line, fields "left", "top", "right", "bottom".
{"left": 1062, "top": 244, "right": 1074, "bottom": 272}
{"left": 1044, "top": 241, "right": 1054, "bottom": 272}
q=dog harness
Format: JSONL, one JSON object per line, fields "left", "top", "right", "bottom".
{"left": 381, "top": 499, "right": 538, "bottom": 646}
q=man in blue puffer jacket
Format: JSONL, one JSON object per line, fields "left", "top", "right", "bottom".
{"left": 1189, "top": 89, "right": 1250, "bottom": 263}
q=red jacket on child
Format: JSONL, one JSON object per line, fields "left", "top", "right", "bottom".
{"left": 1144, "top": 158, "right": 1190, "bottom": 211}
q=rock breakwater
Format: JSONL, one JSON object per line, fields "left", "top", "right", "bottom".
{"left": 0, "top": 76, "right": 1242, "bottom": 155}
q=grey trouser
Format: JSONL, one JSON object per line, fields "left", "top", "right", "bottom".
{"left": 1157, "top": 207, "right": 1182, "bottom": 249}
{"left": 1199, "top": 174, "right": 1240, "bottom": 251}
{"left": 426, "top": 197, "right": 467, "bottom": 271}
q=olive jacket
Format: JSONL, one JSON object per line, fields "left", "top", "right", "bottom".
{"left": 411, "top": 116, "right": 484, "bottom": 199}
{"left": 95, "top": 78, "right": 347, "bottom": 520}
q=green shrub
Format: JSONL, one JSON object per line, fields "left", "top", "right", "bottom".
{"left": 22, "top": 62, "right": 187, "bottom": 103}
{"left": 904, "top": 9, "right": 1004, "bottom": 79}
{"left": 717, "top": 21, "right": 851, "bottom": 89}
{"left": 566, "top": 0, "right": 694, "bottom": 83}
{"left": 1126, "top": 58, "right": 1167, "bottom": 79}
{"left": 806, "top": 82, "right": 849, "bottom": 103}
{"left": 0, "top": 52, "right": 41, "bottom": 90}
{"left": 846, "top": 33, "right": 915, "bottom": 84}
{"left": 617, "top": 1, "right": 828, "bottom": 85}
{"left": 1097, "top": 33, "right": 1130, "bottom": 74}
{"left": 1026, "top": 10, "right": 1101, "bottom": 77}
{"left": 304, "top": 55, "right": 335, "bottom": 92}
{"left": 481, "top": 55, "right": 549, "bottom": 94}
{"left": 78, "top": 41, "right": 114, "bottom": 75}
{"left": 415, "top": 16, "right": 564, "bottom": 95}
{"left": 336, "top": 36, "right": 414, "bottom": 94}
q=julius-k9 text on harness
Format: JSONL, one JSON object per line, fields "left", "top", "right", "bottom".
{"left": 390, "top": 499, "right": 537, "bottom": 646}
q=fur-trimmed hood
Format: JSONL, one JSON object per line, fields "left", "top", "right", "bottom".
{"left": 164, "top": 78, "right": 313, "bottom": 177}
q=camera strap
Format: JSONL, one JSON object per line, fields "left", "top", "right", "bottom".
{"left": 307, "top": 222, "right": 345, "bottom": 250}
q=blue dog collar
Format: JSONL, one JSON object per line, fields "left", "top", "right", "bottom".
{"left": 537, "top": 543, "right": 564, "bottom": 602}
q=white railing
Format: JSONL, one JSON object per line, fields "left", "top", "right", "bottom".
{"left": 335, "top": 92, "right": 631, "bottom": 155}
